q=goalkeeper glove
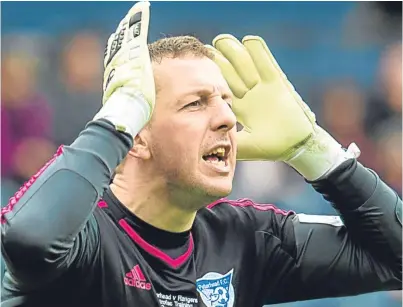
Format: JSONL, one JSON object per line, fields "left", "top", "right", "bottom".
{"left": 207, "top": 35, "right": 359, "bottom": 181}
{"left": 93, "top": 1, "right": 155, "bottom": 137}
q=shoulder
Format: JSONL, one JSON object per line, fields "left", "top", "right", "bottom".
{"left": 197, "top": 198, "right": 295, "bottom": 231}
{"left": 205, "top": 197, "right": 292, "bottom": 216}
{"left": 195, "top": 199, "right": 297, "bottom": 259}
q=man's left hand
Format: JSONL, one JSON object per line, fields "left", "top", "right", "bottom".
{"left": 207, "top": 35, "right": 358, "bottom": 181}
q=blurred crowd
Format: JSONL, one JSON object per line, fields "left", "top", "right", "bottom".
{"left": 1, "top": 2, "right": 402, "bottom": 307}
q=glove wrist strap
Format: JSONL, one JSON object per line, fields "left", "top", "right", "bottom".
{"left": 93, "top": 90, "right": 151, "bottom": 137}
{"left": 285, "top": 126, "right": 360, "bottom": 181}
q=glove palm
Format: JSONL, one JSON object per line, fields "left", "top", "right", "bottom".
{"left": 209, "top": 34, "right": 316, "bottom": 161}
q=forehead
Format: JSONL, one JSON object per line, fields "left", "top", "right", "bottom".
{"left": 153, "top": 56, "right": 230, "bottom": 97}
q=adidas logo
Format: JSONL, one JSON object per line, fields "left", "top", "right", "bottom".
{"left": 124, "top": 265, "right": 152, "bottom": 290}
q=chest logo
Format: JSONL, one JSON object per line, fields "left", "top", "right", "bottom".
{"left": 124, "top": 264, "right": 152, "bottom": 291}
{"left": 196, "top": 269, "right": 235, "bottom": 307}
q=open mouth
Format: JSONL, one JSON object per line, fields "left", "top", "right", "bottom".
{"left": 202, "top": 146, "right": 230, "bottom": 168}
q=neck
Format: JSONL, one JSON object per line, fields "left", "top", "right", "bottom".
{"left": 110, "top": 174, "right": 197, "bottom": 233}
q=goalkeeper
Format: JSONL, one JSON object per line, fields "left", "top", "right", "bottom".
{"left": 2, "top": 2, "right": 401, "bottom": 307}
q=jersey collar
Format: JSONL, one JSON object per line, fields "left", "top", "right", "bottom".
{"left": 99, "top": 188, "right": 194, "bottom": 269}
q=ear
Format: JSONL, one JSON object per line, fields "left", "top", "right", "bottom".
{"left": 127, "top": 130, "right": 151, "bottom": 160}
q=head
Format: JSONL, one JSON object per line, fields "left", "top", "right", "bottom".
{"left": 374, "top": 122, "right": 402, "bottom": 190}
{"left": 1, "top": 52, "right": 38, "bottom": 106}
{"left": 378, "top": 42, "right": 402, "bottom": 113}
{"left": 61, "top": 31, "right": 103, "bottom": 92}
{"left": 120, "top": 36, "right": 237, "bottom": 210}
{"left": 322, "top": 81, "right": 366, "bottom": 135}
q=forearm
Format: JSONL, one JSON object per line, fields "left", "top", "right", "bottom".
{"left": 274, "top": 164, "right": 401, "bottom": 303}
{"left": 1, "top": 119, "right": 133, "bottom": 285}
{"left": 312, "top": 159, "right": 402, "bottom": 276}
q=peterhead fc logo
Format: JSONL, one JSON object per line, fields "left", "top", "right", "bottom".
{"left": 196, "top": 269, "right": 235, "bottom": 307}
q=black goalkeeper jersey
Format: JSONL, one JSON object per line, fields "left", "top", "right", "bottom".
{"left": 1, "top": 120, "right": 402, "bottom": 307}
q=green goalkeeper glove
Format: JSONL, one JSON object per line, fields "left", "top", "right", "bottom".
{"left": 207, "top": 35, "right": 359, "bottom": 181}
{"left": 93, "top": 1, "right": 155, "bottom": 137}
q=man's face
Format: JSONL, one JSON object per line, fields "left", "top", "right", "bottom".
{"left": 147, "top": 55, "right": 237, "bottom": 201}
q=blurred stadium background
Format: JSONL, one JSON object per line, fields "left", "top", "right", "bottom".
{"left": 1, "top": 1, "right": 402, "bottom": 306}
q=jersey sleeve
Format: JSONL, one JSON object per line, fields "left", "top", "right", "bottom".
{"left": 1, "top": 119, "right": 133, "bottom": 291}
{"left": 247, "top": 159, "right": 402, "bottom": 304}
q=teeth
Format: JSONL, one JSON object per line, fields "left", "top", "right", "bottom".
{"left": 208, "top": 147, "right": 225, "bottom": 157}
{"left": 206, "top": 159, "right": 226, "bottom": 166}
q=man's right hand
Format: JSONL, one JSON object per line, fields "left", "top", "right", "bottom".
{"left": 94, "top": 1, "right": 155, "bottom": 137}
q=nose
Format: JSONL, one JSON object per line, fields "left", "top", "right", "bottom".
{"left": 210, "top": 98, "right": 237, "bottom": 132}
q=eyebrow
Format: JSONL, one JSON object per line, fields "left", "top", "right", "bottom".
{"left": 178, "top": 85, "right": 232, "bottom": 102}
{"left": 180, "top": 86, "right": 215, "bottom": 99}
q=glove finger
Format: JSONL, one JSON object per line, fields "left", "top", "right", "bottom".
{"left": 126, "top": 1, "right": 151, "bottom": 51}
{"left": 242, "top": 35, "right": 316, "bottom": 123}
{"left": 213, "top": 34, "right": 260, "bottom": 90}
{"left": 104, "top": 34, "right": 115, "bottom": 69}
{"left": 242, "top": 35, "right": 285, "bottom": 82}
{"left": 205, "top": 45, "right": 249, "bottom": 99}
{"left": 105, "top": 1, "right": 151, "bottom": 68}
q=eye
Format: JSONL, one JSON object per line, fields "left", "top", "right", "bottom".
{"left": 185, "top": 100, "right": 202, "bottom": 108}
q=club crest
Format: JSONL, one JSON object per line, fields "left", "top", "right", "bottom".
{"left": 196, "top": 269, "right": 235, "bottom": 307}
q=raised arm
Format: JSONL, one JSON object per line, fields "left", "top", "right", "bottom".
{"left": 1, "top": 119, "right": 132, "bottom": 288}
{"left": 1, "top": 1, "right": 154, "bottom": 292}
{"left": 207, "top": 34, "right": 402, "bottom": 305}
{"left": 265, "top": 159, "right": 401, "bottom": 303}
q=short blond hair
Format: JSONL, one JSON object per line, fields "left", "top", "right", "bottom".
{"left": 148, "top": 35, "right": 214, "bottom": 63}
